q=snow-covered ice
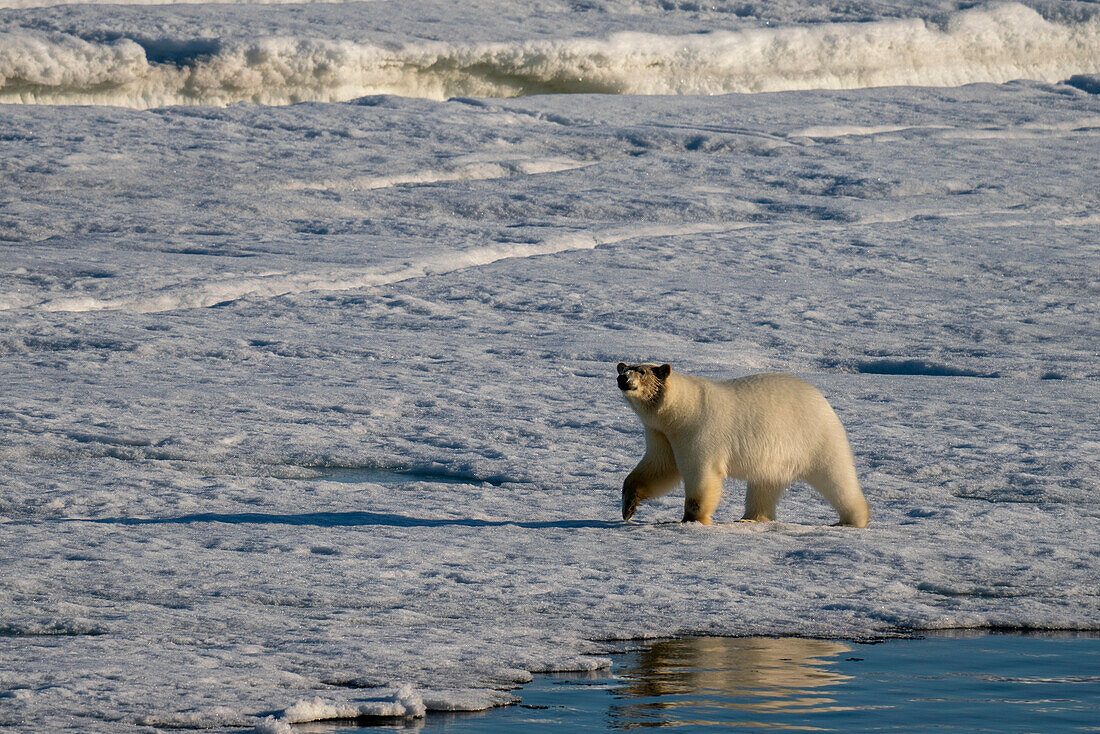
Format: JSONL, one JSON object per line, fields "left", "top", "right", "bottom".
{"left": 1, "top": 0, "right": 1099, "bottom": 731}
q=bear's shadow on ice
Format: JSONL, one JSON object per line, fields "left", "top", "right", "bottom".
{"left": 89, "top": 512, "right": 620, "bottom": 530}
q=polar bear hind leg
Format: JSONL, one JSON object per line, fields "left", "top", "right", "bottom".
{"left": 806, "top": 463, "right": 870, "bottom": 528}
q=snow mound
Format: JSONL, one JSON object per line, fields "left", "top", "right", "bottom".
{"left": 256, "top": 684, "right": 426, "bottom": 732}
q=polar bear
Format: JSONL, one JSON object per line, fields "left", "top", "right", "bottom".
{"left": 617, "top": 362, "right": 869, "bottom": 527}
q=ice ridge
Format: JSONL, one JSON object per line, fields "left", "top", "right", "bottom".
{"left": 2, "top": 3, "right": 1098, "bottom": 107}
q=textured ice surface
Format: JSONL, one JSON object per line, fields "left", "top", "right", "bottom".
{"left": 1, "top": 1, "right": 1099, "bottom": 731}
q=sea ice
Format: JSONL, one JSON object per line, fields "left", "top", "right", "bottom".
{"left": 0, "top": 1, "right": 1097, "bottom": 732}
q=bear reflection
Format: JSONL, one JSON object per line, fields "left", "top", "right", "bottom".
{"left": 611, "top": 636, "right": 854, "bottom": 727}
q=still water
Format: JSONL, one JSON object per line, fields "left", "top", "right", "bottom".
{"left": 299, "top": 633, "right": 1100, "bottom": 732}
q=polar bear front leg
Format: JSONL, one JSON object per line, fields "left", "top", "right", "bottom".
{"left": 682, "top": 470, "right": 723, "bottom": 525}
{"left": 622, "top": 428, "right": 680, "bottom": 520}
{"left": 741, "top": 482, "right": 784, "bottom": 522}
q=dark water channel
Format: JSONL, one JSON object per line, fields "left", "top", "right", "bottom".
{"left": 299, "top": 632, "right": 1100, "bottom": 732}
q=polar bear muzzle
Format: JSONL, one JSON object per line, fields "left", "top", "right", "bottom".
{"left": 616, "top": 363, "right": 670, "bottom": 402}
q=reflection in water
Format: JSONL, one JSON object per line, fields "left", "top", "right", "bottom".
{"left": 295, "top": 633, "right": 1100, "bottom": 733}
{"left": 611, "top": 637, "right": 855, "bottom": 730}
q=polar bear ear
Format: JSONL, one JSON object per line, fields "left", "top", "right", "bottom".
{"left": 655, "top": 364, "right": 671, "bottom": 379}
{"left": 617, "top": 362, "right": 627, "bottom": 374}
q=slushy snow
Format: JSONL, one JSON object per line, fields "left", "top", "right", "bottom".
{"left": 1, "top": 0, "right": 1098, "bottom": 732}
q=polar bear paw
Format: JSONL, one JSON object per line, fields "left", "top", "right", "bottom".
{"left": 622, "top": 487, "right": 640, "bottom": 521}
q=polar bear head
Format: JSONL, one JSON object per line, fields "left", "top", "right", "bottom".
{"left": 617, "top": 362, "right": 671, "bottom": 407}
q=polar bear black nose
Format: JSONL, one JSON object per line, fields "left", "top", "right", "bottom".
{"left": 617, "top": 374, "right": 631, "bottom": 390}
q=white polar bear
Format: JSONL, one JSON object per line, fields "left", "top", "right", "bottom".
{"left": 617, "top": 362, "right": 869, "bottom": 527}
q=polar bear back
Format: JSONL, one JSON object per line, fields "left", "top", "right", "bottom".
{"left": 665, "top": 372, "right": 854, "bottom": 486}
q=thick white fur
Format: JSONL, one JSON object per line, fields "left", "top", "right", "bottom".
{"left": 620, "top": 365, "right": 869, "bottom": 527}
